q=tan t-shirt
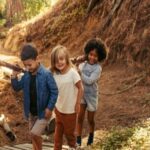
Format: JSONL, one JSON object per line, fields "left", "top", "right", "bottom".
{"left": 54, "top": 68, "right": 81, "bottom": 114}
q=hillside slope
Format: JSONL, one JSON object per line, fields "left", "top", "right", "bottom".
{"left": 2, "top": 0, "right": 150, "bottom": 69}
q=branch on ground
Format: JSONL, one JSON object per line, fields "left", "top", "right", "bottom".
{"left": 101, "top": 73, "right": 147, "bottom": 96}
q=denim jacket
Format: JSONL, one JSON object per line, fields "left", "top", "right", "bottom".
{"left": 11, "top": 64, "right": 58, "bottom": 119}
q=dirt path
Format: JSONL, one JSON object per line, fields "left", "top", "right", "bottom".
{"left": 0, "top": 54, "right": 149, "bottom": 146}
{"left": 81, "top": 63, "right": 150, "bottom": 137}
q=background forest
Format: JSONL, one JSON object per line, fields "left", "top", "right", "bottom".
{"left": 0, "top": 0, "right": 54, "bottom": 26}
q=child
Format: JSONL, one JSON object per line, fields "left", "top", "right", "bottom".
{"left": 76, "top": 38, "right": 107, "bottom": 146}
{"left": 50, "top": 45, "right": 83, "bottom": 150}
{"left": 11, "top": 44, "right": 58, "bottom": 150}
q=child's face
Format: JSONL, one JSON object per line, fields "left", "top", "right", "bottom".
{"left": 23, "top": 58, "right": 38, "bottom": 74}
{"left": 55, "top": 55, "right": 68, "bottom": 73}
{"left": 88, "top": 49, "right": 98, "bottom": 65}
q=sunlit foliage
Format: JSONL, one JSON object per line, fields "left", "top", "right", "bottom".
{"left": 22, "top": 0, "right": 51, "bottom": 19}
{"left": 0, "top": 0, "right": 52, "bottom": 25}
{"left": 0, "top": 0, "right": 6, "bottom": 18}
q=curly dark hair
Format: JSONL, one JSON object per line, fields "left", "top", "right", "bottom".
{"left": 84, "top": 38, "right": 107, "bottom": 62}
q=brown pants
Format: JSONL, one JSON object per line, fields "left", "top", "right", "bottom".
{"left": 54, "top": 108, "right": 77, "bottom": 150}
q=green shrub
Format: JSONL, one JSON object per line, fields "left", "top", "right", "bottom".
{"left": 100, "top": 128, "right": 135, "bottom": 150}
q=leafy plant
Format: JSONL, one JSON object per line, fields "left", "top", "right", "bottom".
{"left": 100, "top": 128, "right": 135, "bottom": 150}
{"left": 22, "top": 0, "right": 51, "bottom": 19}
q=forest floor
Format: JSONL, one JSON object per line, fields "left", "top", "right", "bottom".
{"left": 0, "top": 52, "right": 149, "bottom": 147}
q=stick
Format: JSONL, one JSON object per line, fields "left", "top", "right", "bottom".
{"left": 100, "top": 73, "right": 147, "bottom": 96}
{"left": 70, "top": 55, "right": 86, "bottom": 65}
{"left": 0, "top": 60, "right": 25, "bottom": 73}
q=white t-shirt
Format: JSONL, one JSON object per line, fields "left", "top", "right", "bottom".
{"left": 54, "top": 68, "right": 81, "bottom": 114}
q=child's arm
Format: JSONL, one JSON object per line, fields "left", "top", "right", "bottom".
{"left": 45, "top": 72, "right": 58, "bottom": 119}
{"left": 81, "top": 66, "right": 102, "bottom": 85}
{"left": 75, "top": 80, "right": 83, "bottom": 113}
{"left": 11, "top": 71, "right": 24, "bottom": 91}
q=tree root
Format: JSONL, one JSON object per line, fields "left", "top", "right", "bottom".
{"left": 100, "top": 0, "right": 123, "bottom": 34}
{"left": 100, "top": 73, "right": 147, "bottom": 96}
{"left": 87, "top": 0, "right": 100, "bottom": 13}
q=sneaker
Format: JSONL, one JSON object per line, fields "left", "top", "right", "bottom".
{"left": 6, "top": 131, "right": 16, "bottom": 141}
{"left": 87, "top": 133, "right": 94, "bottom": 145}
{"left": 76, "top": 136, "right": 82, "bottom": 146}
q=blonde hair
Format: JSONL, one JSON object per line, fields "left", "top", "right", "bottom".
{"left": 50, "top": 45, "right": 73, "bottom": 73}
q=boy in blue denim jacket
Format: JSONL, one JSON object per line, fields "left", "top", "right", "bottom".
{"left": 11, "top": 44, "right": 58, "bottom": 150}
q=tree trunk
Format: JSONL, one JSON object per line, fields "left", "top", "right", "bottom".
{"left": 5, "top": 0, "right": 24, "bottom": 26}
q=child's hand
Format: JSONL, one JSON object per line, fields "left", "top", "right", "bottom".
{"left": 11, "top": 64, "right": 22, "bottom": 79}
{"left": 75, "top": 103, "right": 80, "bottom": 114}
{"left": 11, "top": 70, "right": 19, "bottom": 79}
{"left": 45, "top": 108, "right": 52, "bottom": 120}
